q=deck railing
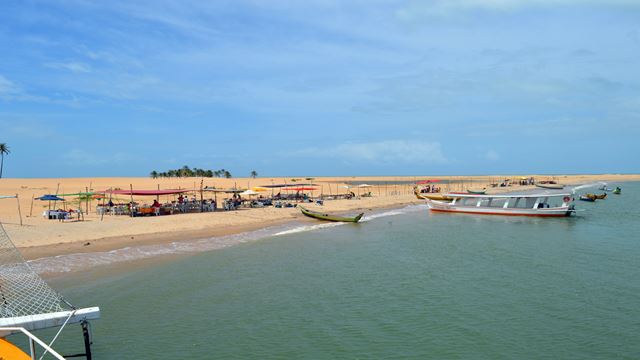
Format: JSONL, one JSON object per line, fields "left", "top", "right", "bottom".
{"left": 0, "top": 326, "right": 66, "bottom": 360}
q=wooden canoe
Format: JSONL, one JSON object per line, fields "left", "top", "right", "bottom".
{"left": 536, "top": 183, "right": 564, "bottom": 189}
{"left": 300, "top": 207, "right": 364, "bottom": 223}
{"left": 414, "top": 189, "right": 454, "bottom": 201}
{"left": 467, "top": 189, "right": 487, "bottom": 195}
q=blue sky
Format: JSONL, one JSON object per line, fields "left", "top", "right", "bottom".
{"left": 1, "top": 0, "right": 639, "bottom": 178}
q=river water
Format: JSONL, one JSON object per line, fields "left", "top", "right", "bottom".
{"left": 23, "top": 182, "right": 640, "bottom": 358}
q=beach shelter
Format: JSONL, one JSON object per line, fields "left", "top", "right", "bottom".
{"left": 240, "top": 189, "right": 259, "bottom": 197}
{"left": 36, "top": 195, "right": 65, "bottom": 201}
{"left": 416, "top": 179, "right": 441, "bottom": 185}
{"left": 357, "top": 184, "right": 373, "bottom": 197}
{"left": 104, "top": 189, "right": 191, "bottom": 196}
{"left": 36, "top": 194, "right": 66, "bottom": 216}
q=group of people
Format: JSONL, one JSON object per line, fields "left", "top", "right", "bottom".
{"left": 419, "top": 185, "right": 441, "bottom": 193}
{"left": 519, "top": 177, "right": 535, "bottom": 186}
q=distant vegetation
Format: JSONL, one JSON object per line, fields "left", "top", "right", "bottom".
{"left": 0, "top": 143, "right": 10, "bottom": 179}
{"left": 150, "top": 166, "right": 232, "bottom": 178}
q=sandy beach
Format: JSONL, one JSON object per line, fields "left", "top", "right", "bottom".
{"left": 1, "top": 174, "right": 638, "bottom": 260}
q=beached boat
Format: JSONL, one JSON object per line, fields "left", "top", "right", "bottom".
{"left": 300, "top": 207, "right": 364, "bottom": 223}
{"left": 414, "top": 188, "right": 453, "bottom": 201}
{"left": 536, "top": 183, "right": 564, "bottom": 189}
{"left": 613, "top": 187, "right": 621, "bottom": 194}
{"left": 426, "top": 193, "right": 576, "bottom": 217}
{"left": 467, "top": 189, "right": 486, "bottom": 195}
{"left": 579, "top": 194, "right": 596, "bottom": 202}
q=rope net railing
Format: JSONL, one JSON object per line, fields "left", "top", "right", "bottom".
{"left": 0, "top": 222, "right": 65, "bottom": 318}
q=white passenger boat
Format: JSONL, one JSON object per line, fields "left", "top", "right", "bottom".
{"left": 426, "top": 193, "right": 576, "bottom": 217}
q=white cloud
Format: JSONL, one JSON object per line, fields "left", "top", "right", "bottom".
{"left": 0, "top": 75, "right": 21, "bottom": 98}
{"left": 397, "top": 0, "right": 640, "bottom": 18}
{"left": 45, "top": 61, "right": 92, "bottom": 73}
{"left": 296, "top": 140, "right": 447, "bottom": 164}
{"left": 485, "top": 149, "right": 500, "bottom": 161}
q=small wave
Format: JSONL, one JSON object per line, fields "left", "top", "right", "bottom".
{"left": 28, "top": 225, "right": 290, "bottom": 274}
{"left": 361, "top": 204, "right": 426, "bottom": 221}
{"left": 274, "top": 222, "right": 344, "bottom": 236}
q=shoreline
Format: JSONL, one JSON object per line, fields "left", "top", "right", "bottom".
{"left": 3, "top": 174, "right": 638, "bottom": 262}
{"left": 19, "top": 199, "right": 421, "bottom": 261}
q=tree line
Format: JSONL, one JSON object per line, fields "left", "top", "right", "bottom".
{"left": 150, "top": 166, "right": 232, "bottom": 179}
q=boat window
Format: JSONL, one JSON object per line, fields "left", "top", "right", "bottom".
{"left": 490, "top": 198, "right": 508, "bottom": 208}
{"left": 462, "top": 198, "right": 476, "bottom": 206}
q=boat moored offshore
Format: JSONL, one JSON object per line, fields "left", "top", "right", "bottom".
{"left": 426, "top": 193, "right": 576, "bottom": 217}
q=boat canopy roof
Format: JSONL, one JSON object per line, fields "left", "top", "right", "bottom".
{"left": 105, "top": 189, "right": 191, "bottom": 196}
{"left": 444, "top": 193, "right": 572, "bottom": 198}
{"left": 261, "top": 183, "right": 317, "bottom": 188}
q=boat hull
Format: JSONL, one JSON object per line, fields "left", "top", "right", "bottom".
{"left": 535, "top": 183, "right": 564, "bottom": 189}
{"left": 0, "top": 339, "right": 31, "bottom": 360}
{"left": 414, "top": 192, "right": 453, "bottom": 201}
{"left": 426, "top": 200, "right": 574, "bottom": 217}
{"left": 300, "top": 207, "right": 364, "bottom": 223}
{"left": 579, "top": 195, "right": 596, "bottom": 202}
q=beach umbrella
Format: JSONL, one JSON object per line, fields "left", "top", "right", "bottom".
{"left": 240, "top": 189, "right": 259, "bottom": 196}
{"left": 357, "top": 184, "right": 373, "bottom": 196}
{"left": 416, "top": 179, "right": 441, "bottom": 185}
{"left": 36, "top": 194, "right": 66, "bottom": 213}
{"left": 283, "top": 187, "right": 317, "bottom": 191}
{"left": 36, "top": 195, "right": 65, "bottom": 201}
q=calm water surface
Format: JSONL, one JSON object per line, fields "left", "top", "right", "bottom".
{"left": 36, "top": 182, "right": 640, "bottom": 359}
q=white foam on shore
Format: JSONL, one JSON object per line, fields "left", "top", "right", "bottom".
{"left": 273, "top": 222, "right": 343, "bottom": 236}
{"left": 28, "top": 204, "right": 427, "bottom": 274}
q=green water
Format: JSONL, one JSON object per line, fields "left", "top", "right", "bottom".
{"left": 33, "top": 183, "right": 640, "bottom": 358}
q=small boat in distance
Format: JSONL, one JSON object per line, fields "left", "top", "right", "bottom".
{"left": 536, "top": 183, "right": 564, "bottom": 189}
{"left": 300, "top": 207, "right": 364, "bottom": 223}
{"left": 467, "top": 189, "right": 487, "bottom": 195}
{"left": 426, "top": 193, "right": 576, "bottom": 217}
{"left": 613, "top": 187, "right": 622, "bottom": 195}
{"left": 579, "top": 194, "right": 596, "bottom": 202}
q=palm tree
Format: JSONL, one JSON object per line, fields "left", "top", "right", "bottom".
{"left": 250, "top": 170, "right": 258, "bottom": 179}
{"left": 0, "top": 143, "right": 10, "bottom": 179}
{"left": 224, "top": 170, "right": 232, "bottom": 178}
{"left": 150, "top": 170, "right": 158, "bottom": 179}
